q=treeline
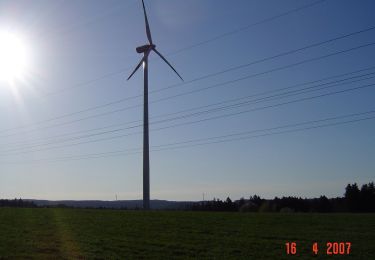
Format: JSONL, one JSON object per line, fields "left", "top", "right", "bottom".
{"left": 0, "top": 199, "right": 37, "bottom": 208}
{"left": 1, "top": 182, "right": 373, "bottom": 212}
{"left": 345, "top": 182, "right": 375, "bottom": 212}
{"left": 192, "top": 182, "right": 375, "bottom": 213}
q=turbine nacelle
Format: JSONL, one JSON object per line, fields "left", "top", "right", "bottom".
{"left": 136, "top": 44, "right": 155, "bottom": 54}
{"left": 127, "top": 0, "right": 183, "bottom": 81}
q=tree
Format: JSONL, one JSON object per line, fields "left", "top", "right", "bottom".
{"left": 249, "top": 195, "right": 262, "bottom": 206}
{"left": 317, "top": 195, "right": 331, "bottom": 212}
{"left": 345, "top": 183, "right": 360, "bottom": 212}
{"left": 360, "top": 182, "right": 375, "bottom": 212}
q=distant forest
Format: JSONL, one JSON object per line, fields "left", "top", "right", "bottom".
{"left": 1, "top": 182, "right": 374, "bottom": 212}
{"left": 192, "top": 182, "right": 375, "bottom": 213}
{"left": 0, "top": 198, "right": 37, "bottom": 208}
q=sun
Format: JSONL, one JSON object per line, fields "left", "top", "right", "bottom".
{"left": 0, "top": 30, "right": 29, "bottom": 84}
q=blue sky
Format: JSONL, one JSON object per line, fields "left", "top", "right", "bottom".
{"left": 0, "top": 0, "right": 374, "bottom": 201}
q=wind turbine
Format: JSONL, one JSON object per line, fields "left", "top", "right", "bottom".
{"left": 127, "top": 0, "right": 183, "bottom": 210}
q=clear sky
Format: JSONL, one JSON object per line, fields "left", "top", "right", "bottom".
{"left": 0, "top": 0, "right": 374, "bottom": 201}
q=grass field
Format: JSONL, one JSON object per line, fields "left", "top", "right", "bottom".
{"left": 0, "top": 208, "right": 374, "bottom": 259}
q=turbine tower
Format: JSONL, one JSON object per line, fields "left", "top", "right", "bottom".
{"left": 127, "top": 0, "right": 183, "bottom": 210}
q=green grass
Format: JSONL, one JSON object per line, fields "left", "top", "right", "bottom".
{"left": 0, "top": 208, "right": 374, "bottom": 259}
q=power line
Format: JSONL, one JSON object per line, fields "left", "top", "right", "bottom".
{"left": 2, "top": 68, "right": 375, "bottom": 151}
{"left": 2, "top": 70, "right": 375, "bottom": 151}
{"left": 152, "top": 115, "right": 375, "bottom": 152}
{"left": 2, "top": 80, "right": 374, "bottom": 156}
{"left": 1, "top": 40, "right": 375, "bottom": 139}
{"left": 156, "top": 25, "right": 375, "bottom": 94}
{"left": 2, "top": 108, "right": 374, "bottom": 165}
{"left": 2, "top": 24, "right": 375, "bottom": 135}
{"left": 152, "top": 112, "right": 375, "bottom": 149}
{"left": 2, "top": 67, "right": 374, "bottom": 150}
{"left": 167, "top": 0, "right": 328, "bottom": 56}
{"left": 149, "top": 42, "right": 375, "bottom": 104}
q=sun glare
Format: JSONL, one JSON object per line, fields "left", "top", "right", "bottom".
{"left": 0, "top": 30, "right": 29, "bottom": 84}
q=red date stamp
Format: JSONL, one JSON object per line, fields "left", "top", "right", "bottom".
{"left": 285, "top": 242, "right": 351, "bottom": 255}
{"left": 285, "top": 242, "right": 297, "bottom": 255}
{"left": 325, "top": 242, "right": 351, "bottom": 255}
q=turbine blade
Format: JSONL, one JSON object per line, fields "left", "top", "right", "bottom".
{"left": 127, "top": 58, "right": 145, "bottom": 80}
{"left": 141, "top": 0, "right": 153, "bottom": 44}
{"left": 127, "top": 49, "right": 151, "bottom": 80}
{"left": 153, "top": 48, "right": 183, "bottom": 81}
{"left": 127, "top": 60, "right": 142, "bottom": 80}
